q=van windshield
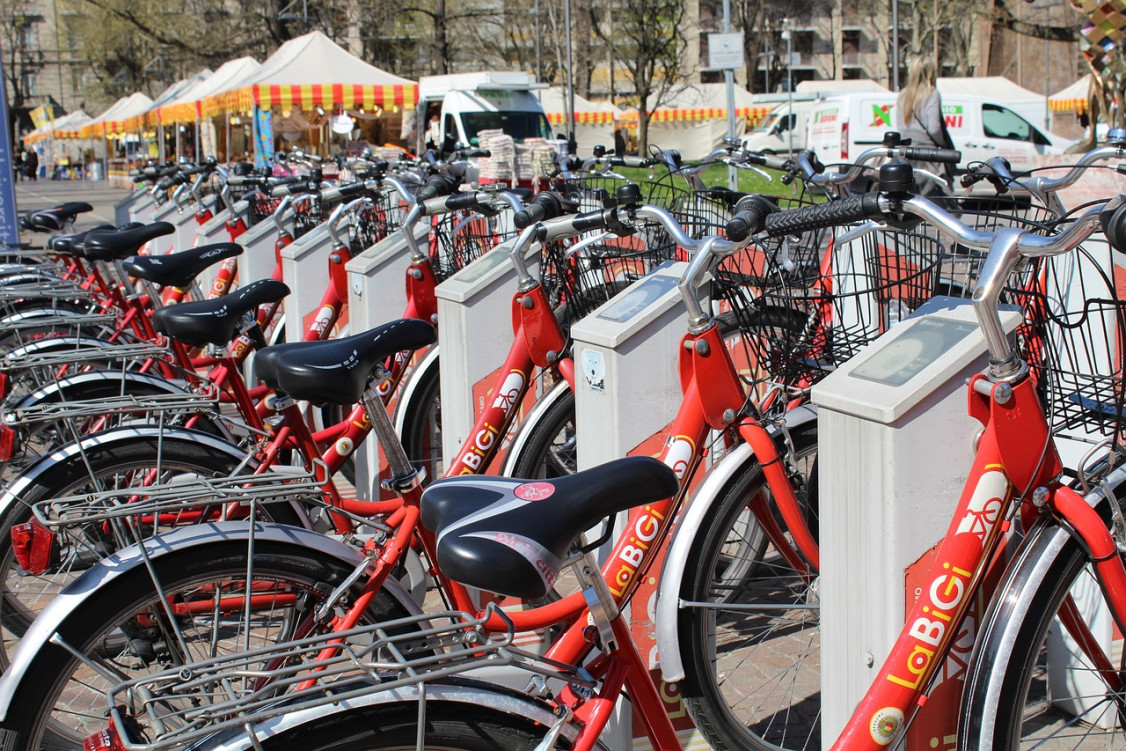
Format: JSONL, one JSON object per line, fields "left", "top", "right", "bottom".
{"left": 461, "top": 111, "right": 554, "bottom": 144}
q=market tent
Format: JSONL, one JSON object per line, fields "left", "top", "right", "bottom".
{"left": 80, "top": 92, "right": 156, "bottom": 138}
{"left": 22, "top": 110, "right": 91, "bottom": 145}
{"left": 206, "top": 30, "right": 417, "bottom": 114}
{"left": 1049, "top": 74, "right": 1092, "bottom": 114}
{"left": 130, "top": 70, "right": 212, "bottom": 131}
{"left": 621, "top": 84, "right": 773, "bottom": 159}
{"left": 535, "top": 87, "right": 620, "bottom": 154}
{"left": 937, "top": 76, "right": 1047, "bottom": 126}
{"left": 159, "top": 57, "right": 261, "bottom": 124}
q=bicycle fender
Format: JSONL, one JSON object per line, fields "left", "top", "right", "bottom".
{"left": 186, "top": 678, "right": 576, "bottom": 750}
{"left": 0, "top": 522, "right": 422, "bottom": 722}
{"left": 3, "top": 334, "right": 120, "bottom": 360}
{"left": 14, "top": 369, "right": 188, "bottom": 407}
{"left": 0, "top": 307, "right": 93, "bottom": 326}
{"left": 391, "top": 343, "right": 441, "bottom": 437}
{"left": 654, "top": 404, "right": 818, "bottom": 683}
{"left": 500, "top": 378, "right": 572, "bottom": 476}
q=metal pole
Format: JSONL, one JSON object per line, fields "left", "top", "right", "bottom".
{"left": 891, "top": 0, "right": 900, "bottom": 90}
{"left": 534, "top": 0, "right": 542, "bottom": 81}
{"left": 723, "top": 0, "right": 736, "bottom": 189}
{"left": 564, "top": 0, "right": 576, "bottom": 152}
{"left": 785, "top": 18, "right": 793, "bottom": 154}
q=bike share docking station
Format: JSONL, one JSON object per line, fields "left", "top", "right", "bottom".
{"left": 280, "top": 221, "right": 341, "bottom": 342}
{"left": 568, "top": 260, "right": 704, "bottom": 750}
{"left": 191, "top": 206, "right": 238, "bottom": 293}
{"left": 812, "top": 298, "right": 1022, "bottom": 748}
{"left": 435, "top": 238, "right": 540, "bottom": 472}
{"left": 117, "top": 190, "right": 156, "bottom": 226}
{"left": 345, "top": 220, "right": 430, "bottom": 501}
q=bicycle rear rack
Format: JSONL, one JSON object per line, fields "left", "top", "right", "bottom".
{"left": 0, "top": 312, "right": 118, "bottom": 331}
{"left": 0, "top": 281, "right": 88, "bottom": 300}
{"left": 30, "top": 461, "right": 330, "bottom": 528}
{"left": 0, "top": 341, "right": 171, "bottom": 371}
{"left": 105, "top": 606, "right": 590, "bottom": 750}
{"left": 2, "top": 386, "right": 220, "bottom": 427}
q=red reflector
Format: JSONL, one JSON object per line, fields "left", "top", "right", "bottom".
{"left": 0, "top": 372, "right": 9, "bottom": 399}
{"left": 11, "top": 519, "right": 57, "bottom": 575}
{"left": 841, "top": 121, "right": 849, "bottom": 161}
{"left": 83, "top": 725, "right": 127, "bottom": 751}
{"left": 0, "top": 424, "right": 16, "bottom": 462}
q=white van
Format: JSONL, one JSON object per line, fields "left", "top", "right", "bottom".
{"left": 807, "top": 93, "right": 1074, "bottom": 172}
{"left": 744, "top": 101, "right": 815, "bottom": 156}
{"left": 414, "top": 72, "right": 553, "bottom": 156}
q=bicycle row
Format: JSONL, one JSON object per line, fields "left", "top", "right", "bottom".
{"left": 0, "top": 135, "right": 1123, "bottom": 749}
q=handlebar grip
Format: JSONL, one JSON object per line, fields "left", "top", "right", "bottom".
{"left": 416, "top": 175, "right": 459, "bottom": 202}
{"left": 538, "top": 209, "right": 609, "bottom": 242}
{"left": 904, "top": 146, "right": 962, "bottom": 164}
{"left": 726, "top": 196, "right": 777, "bottom": 242}
{"left": 514, "top": 202, "right": 548, "bottom": 229}
{"left": 515, "top": 192, "right": 581, "bottom": 229}
{"left": 615, "top": 155, "right": 653, "bottom": 168}
{"left": 763, "top": 194, "right": 883, "bottom": 238}
{"left": 445, "top": 191, "right": 485, "bottom": 212}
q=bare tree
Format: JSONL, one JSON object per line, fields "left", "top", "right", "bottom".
{"left": 612, "top": 0, "right": 686, "bottom": 151}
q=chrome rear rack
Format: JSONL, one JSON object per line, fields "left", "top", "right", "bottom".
{"left": 1, "top": 341, "right": 171, "bottom": 371}
{"left": 30, "top": 461, "right": 330, "bottom": 528}
{"left": 106, "top": 605, "right": 589, "bottom": 750}
{"left": 0, "top": 282, "right": 88, "bottom": 300}
{"left": 1, "top": 312, "right": 118, "bottom": 331}
{"left": 3, "top": 386, "right": 220, "bottom": 427}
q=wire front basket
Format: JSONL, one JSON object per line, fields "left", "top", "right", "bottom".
{"left": 246, "top": 192, "right": 282, "bottom": 227}
{"left": 1007, "top": 248, "right": 1126, "bottom": 450}
{"left": 292, "top": 198, "right": 326, "bottom": 239}
{"left": 715, "top": 228, "right": 947, "bottom": 401}
{"left": 430, "top": 209, "right": 520, "bottom": 282}
{"left": 347, "top": 193, "right": 410, "bottom": 255}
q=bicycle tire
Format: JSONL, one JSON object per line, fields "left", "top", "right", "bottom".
{"left": 0, "top": 433, "right": 301, "bottom": 668}
{"left": 677, "top": 421, "right": 820, "bottom": 751}
{"left": 243, "top": 697, "right": 554, "bottom": 750}
{"left": 959, "top": 466, "right": 1126, "bottom": 749}
{"left": 0, "top": 541, "right": 411, "bottom": 750}
{"left": 507, "top": 385, "right": 576, "bottom": 479}
{"left": 399, "top": 356, "right": 443, "bottom": 481}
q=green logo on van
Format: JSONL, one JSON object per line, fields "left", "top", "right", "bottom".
{"left": 869, "top": 104, "right": 893, "bottom": 127}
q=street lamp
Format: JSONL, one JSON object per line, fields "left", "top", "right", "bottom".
{"left": 781, "top": 18, "right": 793, "bottom": 153}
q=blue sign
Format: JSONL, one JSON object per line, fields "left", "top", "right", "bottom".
{"left": 0, "top": 59, "right": 20, "bottom": 244}
{"left": 253, "top": 106, "right": 274, "bottom": 169}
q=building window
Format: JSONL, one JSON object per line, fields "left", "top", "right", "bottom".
{"left": 21, "top": 71, "right": 36, "bottom": 95}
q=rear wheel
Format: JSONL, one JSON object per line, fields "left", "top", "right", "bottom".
{"left": 250, "top": 699, "right": 556, "bottom": 750}
{"left": 0, "top": 542, "right": 411, "bottom": 750}
{"left": 399, "top": 358, "right": 443, "bottom": 481}
{"left": 0, "top": 434, "right": 302, "bottom": 669}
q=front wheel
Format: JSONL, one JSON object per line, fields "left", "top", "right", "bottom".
{"left": 958, "top": 465, "right": 1126, "bottom": 749}
{"left": 677, "top": 421, "right": 820, "bottom": 750}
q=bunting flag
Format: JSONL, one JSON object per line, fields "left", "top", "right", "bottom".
{"left": 207, "top": 83, "right": 418, "bottom": 117}
{"left": 618, "top": 105, "right": 773, "bottom": 123}
{"left": 546, "top": 111, "right": 617, "bottom": 125}
{"left": 1049, "top": 96, "right": 1088, "bottom": 113}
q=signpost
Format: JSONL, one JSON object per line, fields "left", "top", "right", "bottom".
{"left": 708, "top": 30, "right": 744, "bottom": 189}
{"left": 0, "top": 58, "right": 21, "bottom": 244}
